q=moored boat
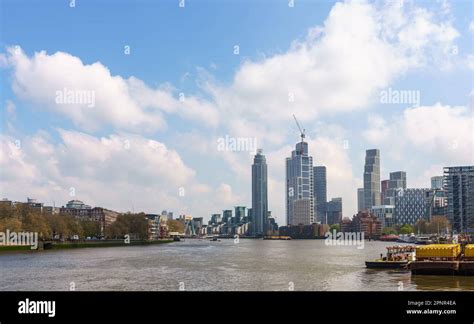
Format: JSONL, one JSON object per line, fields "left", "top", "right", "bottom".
{"left": 365, "top": 245, "right": 416, "bottom": 269}
{"left": 379, "top": 234, "right": 399, "bottom": 242}
{"left": 365, "top": 260, "right": 409, "bottom": 269}
{"left": 415, "top": 236, "right": 434, "bottom": 245}
{"left": 397, "top": 233, "right": 416, "bottom": 244}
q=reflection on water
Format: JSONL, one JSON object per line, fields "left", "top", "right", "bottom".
{"left": 411, "top": 274, "right": 474, "bottom": 291}
{"left": 0, "top": 239, "right": 474, "bottom": 291}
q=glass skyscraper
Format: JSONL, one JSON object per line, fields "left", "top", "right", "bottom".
{"left": 363, "top": 149, "right": 381, "bottom": 210}
{"left": 383, "top": 171, "right": 407, "bottom": 205}
{"left": 431, "top": 176, "right": 444, "bottom": 190}
{"left": 313, "top": 166, "right": 327, "bottom": 224}
{"left": 444, "top": 166, "right": 474, "bottom": 233}
{"left": 326, "top": 197, "right": 342, "bottom": 225}
{"left": 357, "top": 188, "right": 365, "bottom": 212}
{"left": 252, "top": 149, "right": 268, "bottom": 236}
{"left": 234, "top": 206, "right": 246, "bottom": 224}
{"left": 286, "top": 141, "right": 314, "bottom": 225}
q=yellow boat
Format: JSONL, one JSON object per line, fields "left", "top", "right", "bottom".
{"left": 365, "top": 246, "right": 416, "bottom": 269}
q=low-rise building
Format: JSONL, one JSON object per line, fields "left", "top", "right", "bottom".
{"left": 343, "top": 211, "right": 382, "bottom": 239}
{"left": 60, "top": 200, "right": 119, "bottom": 236}
{"left": 0, "top": 198, "right": 13, "bottom": 208}
{"left": 278, "top": 223, "right": 329, "bottom": 239}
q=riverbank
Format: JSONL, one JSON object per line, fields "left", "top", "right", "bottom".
{"left": 0, "top": 239, "right": 173, "bottom": 253}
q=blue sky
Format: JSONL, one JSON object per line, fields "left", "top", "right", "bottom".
{"left": 1, "top": 0, "right": 473, "bottom": 224}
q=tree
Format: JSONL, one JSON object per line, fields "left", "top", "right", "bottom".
{"left": 0, "top": 217, "right": 22, "bottom": 232}
{"left": 382, "top": 227, "right": 397, "bottom": 235}
{"left": 22, "top": 212, "right": 51, "bottom": 239}
{"left": 63, "top": 215, "right": 84, "bottom": 238}
{"left": 427, "top": 216, "right": 449, "bottom": 234}
{"left": 46, "top": 214, "right": 70, "bottom": 239}
{"left": 415, "top": 219, "right": 428, "bottom": 234}
{"left": 80, "top": 220, "right": 101, "bottom": 237}
{"left": 104, "top": 213, "right": 148, "bottom": 240}
{"left": 399, "top": 224, "right": 414, "bottom": 234}
{"left": 329, "top": 224, "right": 340, "bottom": 233}
{"left": 0, "top": 205, "right": 15, "bottom": 219}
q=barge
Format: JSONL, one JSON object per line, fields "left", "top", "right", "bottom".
{"left": 410, "top": 244, "right": 474, "bottom": 276}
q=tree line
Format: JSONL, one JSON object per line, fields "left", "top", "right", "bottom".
{"left": 0, "top": 204, "right": 151, "bottom": 240}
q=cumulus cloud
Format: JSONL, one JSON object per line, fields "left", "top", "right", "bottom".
{"left": 364, "top": 103, "right": 473, "bottom": 166}
{"left": 401, "top": 104, "right": 473, "bottom": 163}
{"left": 0, "top": 130, "right": 218, "bottom": 215}
{"left": 1, "top": 47, "right": 219, "bottom": 133}
{"left": 206, "top": 0, "right": 459, "bottom": 131}
{"left": 363, "top": 114, "right": 391, "bottom": 144}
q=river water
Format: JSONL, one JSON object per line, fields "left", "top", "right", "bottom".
{"left": 1, "top": 239, "right": 474, "bottom": 291}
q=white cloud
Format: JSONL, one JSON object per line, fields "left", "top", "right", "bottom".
{"left": 2, "top": 47, "right": 218, "bottom": 133}
{"left": 0, "top": 130, "right": 222, "bottom": 217}
{"left": 206, "top": 0, "right": 459, "bottom": 131}
{"left": 363, "top": 114, "right": 391, "bottom": 144}
{"left": 401, "top": 103, "right": 473, "bottom": 163}
{"left": 364, "top": 103, "right": 474, "bottom": 166}
{"left": 215, "top": 183, "right": 242, "bottom": 206}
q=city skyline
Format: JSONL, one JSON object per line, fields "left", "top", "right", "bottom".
{"left": 1, "top": 0, "right": 473, "bottom": 226}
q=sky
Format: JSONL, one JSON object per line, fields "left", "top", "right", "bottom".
{"left": 0, "top": 0, "right": 473, "bottom": 225}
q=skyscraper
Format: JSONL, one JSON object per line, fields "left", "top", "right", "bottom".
{"left": 384, "top": 171, "right": 407, "bottom": 205}
{"left": 222, "top": 210, "right": 232, "bottom": 223}
{"left": 313, "top": 166, "right": 327, "bottom": 224}
{"left": 381, "top": 179, "right": 389, "bottom": 204}
{"left": 286, "top": 141, "right": 314, "bottom": 225}
{"left": 357, "top": 188, "right": 365, "bottom": 212}
{"left": 326, "top": 197, "right": 342, "bottom": 225}
{"left": 363, "top": 149, "right": 381, "bottom": 210}
{"left": 431, "top": 176, "right": 444, "bottom": 190}
{"left": 444, "top": 166, "right": 474, "bottom": 233}
{"left": 252, "top": 149, "right": 268, "bottom": 236}
{"left": 234, "top": 206, "right": 246, "bottom": 225}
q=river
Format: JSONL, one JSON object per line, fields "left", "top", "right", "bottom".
{"left": 1, "top": 239, "right": 474, "bottom": 291}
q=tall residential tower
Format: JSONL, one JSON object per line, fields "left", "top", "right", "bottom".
{"left": 313, "top": 166, "right": 327, "bottom": 224}
{"left": 363, "top": 149, "right": 381, "bottom": 210}
{"left": 252, "top": 149, "right": 268, "bottom": 236}
{"left": 444, "top": 166, "right": 474, "bottom": 233}
{"left": 286, "top": 141, "right": 314, "bottom": 225}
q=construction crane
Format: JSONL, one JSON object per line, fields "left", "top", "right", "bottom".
{"left": 293, "top": 114, "right": 306, "bottom": 155}
{"left": 293, "top": 114, "right": 306, "bottom": 143}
